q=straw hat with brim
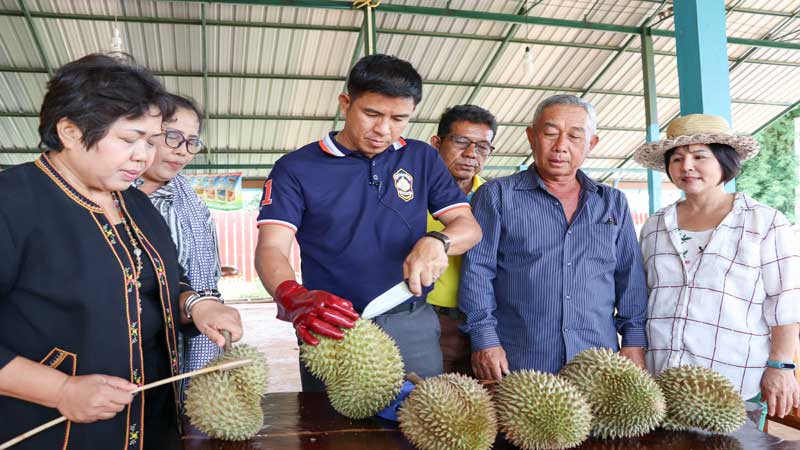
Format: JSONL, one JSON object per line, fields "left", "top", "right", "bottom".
{"left": 633, "top": 114, "right": 760, "bottom": 171}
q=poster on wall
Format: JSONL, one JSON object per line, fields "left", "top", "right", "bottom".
{"left": 187, "top": 172, "right": 243, "bottom": 210}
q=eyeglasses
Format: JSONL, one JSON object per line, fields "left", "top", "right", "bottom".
{"left": 443, "top": 135, "right": 495, "bottom": 156}
{"left": 164, "top": 129, "right": 204, "bottom": 154}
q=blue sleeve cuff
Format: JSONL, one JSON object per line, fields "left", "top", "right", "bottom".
{"left": 620, "top": 327, "right": 648, "bottom": 348}
{"left": 375, "top": 380, "right": 415, "bottom": 422}
{"left": 469, "top": 326, "right": 501, "bottom": 351}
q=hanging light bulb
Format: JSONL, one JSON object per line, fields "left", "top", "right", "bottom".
{"left": 108, "top": 21, "right": 133, "bottom": 63}
{"left": 524, "top": 46, "right": 535, "bottom": 76}
{"left": 110, "top": 26, "right": 123, "bottom": 54}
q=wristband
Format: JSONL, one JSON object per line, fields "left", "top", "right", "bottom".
{"left": 185, "top": 289, "right": 223, "bottom": 319}
{"left": 766, "top": 360, "right": 797, "bottom": 370}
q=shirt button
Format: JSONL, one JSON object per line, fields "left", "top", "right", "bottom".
{"left": 565, "top": 295, "right": 571, "bottom": 300}
{"left": 372, "top": 175, "right": 378, "bottom": 180}
{"left": 372, "top": 161, "right": 376, "bottom": 166}
{"left": 567, "top": 262, "right": 572, "bottom": 267}
{"left": 567, "top": 230, "right": 572, "bottom": 235}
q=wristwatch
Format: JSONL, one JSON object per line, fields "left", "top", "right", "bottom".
{"left": 766, "top": 360, "right": 797, "bottom": 370}
{"left": 424, "top": 231, "right": 451, "bottom": 253}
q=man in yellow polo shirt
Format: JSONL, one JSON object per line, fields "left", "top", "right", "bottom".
{"left": 428, "top": 104, "right": 496, "bottom": 375}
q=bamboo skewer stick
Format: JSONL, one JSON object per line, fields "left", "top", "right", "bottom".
{"left": 0, "top": 358, "right": 252, "bottom": 450}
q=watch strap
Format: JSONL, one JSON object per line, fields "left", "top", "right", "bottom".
{"left": 424, "top": 231, "right": 450, "bottom": 253}
{"left": 766, "top": 360, "right": 797, "bottom": 369}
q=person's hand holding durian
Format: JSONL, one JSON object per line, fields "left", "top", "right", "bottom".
{"left": 274, "top": 280, "right": 359, "bottom": 345}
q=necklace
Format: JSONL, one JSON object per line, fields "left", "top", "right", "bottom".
{"left": 114, "top": 193, "right": 143, "bottom": 289}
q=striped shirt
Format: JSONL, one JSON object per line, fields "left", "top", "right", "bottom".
{"left": 139, "top": 174, "right": 222, "bottom": 387}
{"left": 459, "top": 166, "right": 648, "bottom": 374}
{"left": 640, "top": 193, "right": 800, "bottom": 399}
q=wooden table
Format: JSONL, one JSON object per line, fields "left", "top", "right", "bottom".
{"left": 182, "top": 392, "right": 800, "bottom": 450}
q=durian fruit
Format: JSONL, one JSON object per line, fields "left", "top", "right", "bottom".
{"left": 559, "top": 348, "right": 665, "bottom": 439}
{"left": 206, "top": 344, "right": 269, "bottom": 403}
{"left": 655, "top": 365, "right": 746, "bottom": 433}
{"left": 398, "top": 373, "right": 497, "bottom": 450}
{"left": 301, "top": 319, "right": 405, "bottom": 419}
{"left": 184, "top": 370, "right": 263, "bottom": 440}
{"left": 494, "top": 370, "right": 591, "bottom": 450}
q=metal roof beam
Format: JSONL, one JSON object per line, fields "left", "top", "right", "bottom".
{"left": 201, "top": 4, "right": 211, "bottom": 164}
{"left": 638, "top": 0, "right": 798, "bottom": 18}
{"left": 155, "top": 0, "right": 800, "bottom": 50}
{"left": 462, "top": 0, "right": 531, "bottom": 104}
{"left": 0, "top": 9, "right": 360, "bottom": 31}
{"left": 5, "top": 3, "right": 800, "bottom": 50}
{"left": 580, "top": 1, "right": 668, "bottom": 98}
{"left": 331, "top": 17, "right": 365, "bottom": 131}
{"left": 3, "top": 9, "right": 800, "bottom": 61}
{"left": 16, "top": 0, "right": 52, "bottom": 77}
{"left": 0, "top": 111, "right": 646, "bottom": 131}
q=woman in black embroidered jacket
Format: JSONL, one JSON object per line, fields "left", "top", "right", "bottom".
{"left": 0, "top": 54, "right": 243, "bottom": 450}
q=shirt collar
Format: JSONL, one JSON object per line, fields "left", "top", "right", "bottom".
{"left": 319, "top": 131, "right": 407, "bottom": 157}
{"left": 515, "top": 165, "right": 600, "bottom": 195}
{"left": 133, "top": 177, "right": 176, "bottom": 200}
{"left": 471, "top": 175, "right": 486, "bottom": 193}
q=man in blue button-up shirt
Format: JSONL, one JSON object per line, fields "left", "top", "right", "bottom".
{"left": 459, "top": 94, "right": 648, "bottom": 380}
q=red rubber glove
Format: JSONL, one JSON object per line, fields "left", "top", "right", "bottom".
{"left": 274, "top": 280, "right": 359, "bottom": 346}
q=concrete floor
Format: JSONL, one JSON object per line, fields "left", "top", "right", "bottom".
{"left": 232, "top": 303, "right": 800, "bottom": 441}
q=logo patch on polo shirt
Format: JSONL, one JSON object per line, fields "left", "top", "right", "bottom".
{"left": 392, "top": 168, "right": 414, "bottom": 202}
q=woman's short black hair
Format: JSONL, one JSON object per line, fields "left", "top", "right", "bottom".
{"left": 663, "top": 143, "right": 741, "bottom": 184}
{"left": 346, "top": 54, "right": 423, "bottom": 105}
{"left": 166, "top": 93, "right": 204, "bottom": 134}
{"left": 38, "top": 53, "right": 175, "bottom": 151}
{"left": 436, "top": 104, "right": 497, "bottom": 138}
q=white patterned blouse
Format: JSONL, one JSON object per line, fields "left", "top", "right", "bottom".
{"left": 639, "top": 193, "right": 800, "bottom": 399}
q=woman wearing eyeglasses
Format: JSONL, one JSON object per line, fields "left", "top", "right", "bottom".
{"left": 136, "top": 94, "right": 225, "bottom": 405}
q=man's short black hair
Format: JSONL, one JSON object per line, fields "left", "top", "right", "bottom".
{"left": 38, "top": 53, "right": 175, "bottom": 151}
{"left": 166, "top": 93, "right": 204, "bottom": 134}
{"left": 346, "top": 54, "right": 422, "bottom": 105}
{"left": 663, "top": 143, "right": 741, "bottom": 184}
{"left": 436, "top": 104, "right": 497, "bottom": 138}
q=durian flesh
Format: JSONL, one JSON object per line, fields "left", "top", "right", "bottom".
{"left": 301, "top": 319, "right": 405, "bottom": 419}
{"left": 656, "top": 365, "right": 746, "bottom": 433}
{"left": 398, "top": 373, "right": 497, "bottom": 450}
{"left": 495, "top": 370, "right": 592, "bottom": 450}
{"left": 559, "top": 348, "right": 665, "bottom": 439}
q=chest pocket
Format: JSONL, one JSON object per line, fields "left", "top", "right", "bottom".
{"left": 573, "top": 223, "right": 618, "bottom": 267}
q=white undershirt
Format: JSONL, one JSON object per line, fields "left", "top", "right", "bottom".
{"left": 677, "top": 228, "right": 714, "bottom": 273}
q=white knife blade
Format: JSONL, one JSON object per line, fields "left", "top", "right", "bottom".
{"left": 361, "top": 281, "right": 415, "bottom": 319}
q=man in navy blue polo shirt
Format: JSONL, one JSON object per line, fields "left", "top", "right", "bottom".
{"left": 254, "top": 54, "right": 482, "bottom": 392}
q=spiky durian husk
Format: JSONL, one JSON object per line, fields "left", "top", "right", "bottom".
{"left": 559, "top": 348, "right": 665, "bottom": 439}
{"left": 494, "top": 370, "right": 591, "bottom": 450}
{"left": 655, "top": 365, "right": 746, "bottom": 433}
{"left": 302, "top": 319, "right": 405, "bottom": 419}
{"left": 207, "top": 344, "right": 269, "bottom": 403}
{"left": 185, "top": 371, "right": 264, "bottom": 440}
{"left": 398, "top": 373, "right": 497, "bottom": 450}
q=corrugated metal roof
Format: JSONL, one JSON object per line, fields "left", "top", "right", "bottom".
{"left": 0, "top": 0, "right": 799, "bottom": 183}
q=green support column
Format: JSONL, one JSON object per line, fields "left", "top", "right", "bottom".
{"left": 641, "top": 27, "right": 661, "bottom": 214}
{"left": 673, "top": 0, "right": 735, "bottom": 191}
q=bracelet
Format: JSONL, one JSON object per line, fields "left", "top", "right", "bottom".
{"left": 185, "top": 289, "right": 223, "bottom": 319}
{"left": 766, "top": 360, "right": 797, "bottom": 370}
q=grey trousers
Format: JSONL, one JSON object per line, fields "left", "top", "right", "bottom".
{"left": 299, "top": 301, "right": 443, "bottom": 392}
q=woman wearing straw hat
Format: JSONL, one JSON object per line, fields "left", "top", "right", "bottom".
{"left": 635, "top": 113, "right": 800, "bottom": 430}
